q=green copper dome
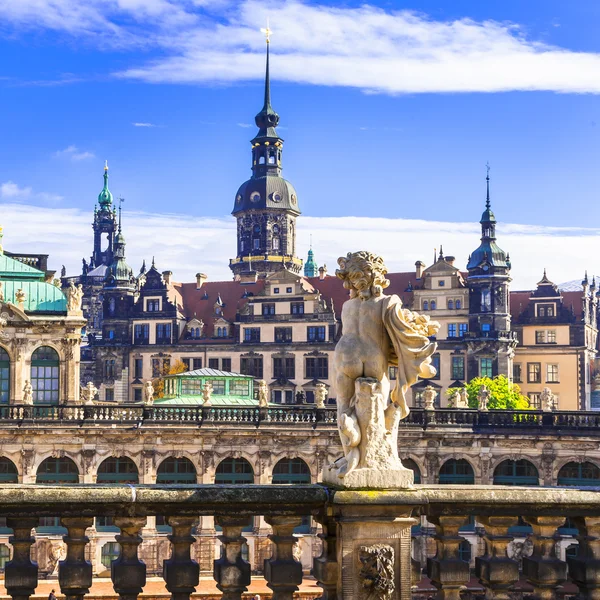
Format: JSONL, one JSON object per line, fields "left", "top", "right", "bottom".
{"left": 98, "top": 164, "right": 113, "bottom": 208}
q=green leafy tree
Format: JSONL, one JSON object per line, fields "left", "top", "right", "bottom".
{"left": 447, "top": 375, "right": 530, "bottom": 410}
{"left": 153, "top": 360, "right": 188, "bottom": 399}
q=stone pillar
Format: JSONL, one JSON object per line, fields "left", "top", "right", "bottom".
{"left": 112, "top": 517, "right": 147, "bottom": 600}
{"left": 335, "top": 498, "right": 417, "bottom": 600}
{"left": 5, "top": 517, "right": 38, "bottom": 600}
{"left": 214, "top": 516, "right": 251, "bottom": 600}
{"left": 264, "top": 515, "right": 303, "bottom": 600}
{"left": 164, "top": 516, "right": 199, "bottom": 600}
{"left": 522, "top": 516, "right": 566, "bottom": 600}
{"left": 475, "top": 516, "right": 519, "bottom": 600}
{"left": 427, "top": 515, "right": 470, "bottom": 600}
{"left": 568, "top": 516, "right": 600, "bottom": 599}
{"left": 58, "top": 517, "right": 93, "bottom": 600}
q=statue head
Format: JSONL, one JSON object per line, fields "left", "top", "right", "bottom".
{"left": 336, "top": 251, "right": 390, "bottom": 300}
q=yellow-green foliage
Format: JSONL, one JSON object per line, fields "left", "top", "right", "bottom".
{"left": 447, "top": 375, "right": 530, "bottom": 410}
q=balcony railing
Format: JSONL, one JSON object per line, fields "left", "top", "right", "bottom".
{"left": 1, "top": 484, "right": 600, "bottom": 600}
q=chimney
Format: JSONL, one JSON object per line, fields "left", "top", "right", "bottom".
{"left": 196, "top": 273, "right": 208, "bottom": 290}
{"left": 162, "top": 271, "right": 173, "bottom": 285}
{"left": 445, "top": 256, "right": 455, "bottom": 266}
{"left": 415, "top": 261, "right": 425, "bottom": 279}
{"left": 319, "top": 265, "right": 328, "bottom": 281}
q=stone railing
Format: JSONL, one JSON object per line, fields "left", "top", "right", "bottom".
{"left": 1, "top": 484, "right": 600, "bottom": 600}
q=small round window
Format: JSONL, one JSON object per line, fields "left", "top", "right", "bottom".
{"left": 272, "top": 191, "right": 282, "bottom": 203}
{"left": 250, "top": 192, "right": 261, "bottom": 203}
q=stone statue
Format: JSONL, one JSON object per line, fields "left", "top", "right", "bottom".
{"left": 61, "top": 265, "right": 66, "bottom": 278}
{"left": 82, "top": 258, "right": 88, "bottom": 275}
{"left": 422, "top": 385, "right": 437, "bottom": 411}
{"left": 49, "top": 540, "right": 67, "bottom": 576}
{"left": 315, "top": 383, "right": 328, "bottom": 408}
{"left": 66, "top": 282, "right": 84, "bottom": 313}
{"left": 458, "top": 387, "right": 470, "bottom": 409}
{"left": 80, "top": 382, "right": 98, "bottom": 405}
{"left": 22, "top": 380, "right": 33, "bottom": 405}
{"left": 257, "top": 379, "right": 269, "bottom": 407}
{"left": 144, "top": 381, "right": 155, "bottom": 405}
{"left": 202, "top": 381, "right": 213, "bottom": 406}
{"left": 478, "top": 384, "right": 490, "bottom": 411}
{"left": 15, "top": 288, "right": 25, "bottom": 309}
{"left": 541, "top": 387, "right": 555, "bottom": 412}
{"left": 295, "top": 390, "right": 306, "bottom": 405}
{"left": 327, "top": 251, "right": 439, "bottom": 488}
{"left": 448, "top": 389, "right": 460, "bottom": 408}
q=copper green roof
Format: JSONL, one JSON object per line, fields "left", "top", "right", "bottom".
{"left": 169, "top": 368, "right": 253, "bottom": 379}
{"left": 0, "top": 254, "right": 46, "bottom": 279}
{"left": 1, "top": 280, "right": 66, "bottom": 313}
{"left": 98, "top": 165, "right": 113, "bottom": 208}
{"left": 154, "top": 396, "right": 260, "bottom": 406}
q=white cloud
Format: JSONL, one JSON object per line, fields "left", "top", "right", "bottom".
{"left": 132, "top": 122, "right": 157, "bottom": 127}
{"left": 54, "top": 145, "right": 95, "bottom": 161}
{"left": 0, "top": 201, "right": 597, "bottom": 290}
{"left": 237, "top": 123, "right": 252, "bottom": 128}
{"left": 2, "top": 1, "right": 600, "bottom": 94}
{"left": 0, "top": 182, "right": 63, "bottom": 205}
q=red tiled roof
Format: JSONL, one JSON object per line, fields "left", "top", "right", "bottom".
{"left": 511, "top": 289, "right": 584, "bottom": 320}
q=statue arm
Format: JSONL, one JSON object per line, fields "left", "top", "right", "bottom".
{"left": 383, "top": 296, "right": 439, "bottom": 418}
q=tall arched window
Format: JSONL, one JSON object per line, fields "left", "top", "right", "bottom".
{"left": 439, "top": 459, "right": 475, "bottom": 485}
{"left": 430, "top": 300, "right": 437, "bottom": 310}
{"left": 157, "top": 457, "right": 196, "bottom": 484}
{"left": 273, "top": 458, "right": 311, "bottom": 532}
{"left": 36, "top": 457, "right": 79, "bottom": 532}
{"left": 216, "top": 458, "right": 254, "bottom": 531}
{"left": 447, "top": 300, "right": 454, "bottom": 310}
{"left": 456, "top": 299, "right": 462, "bottom": 309}
{"left": 31, "top": 346, "right": 60, "bottom": 405}
{"left": 493, "top": 460, "right": 539, "bottom": 486}
{"left": 402, "top": 459, "right": 421, "bottom": 484}
{"left": 97, "top": 457, "right": 139, "bottom": 530}
{"left": 0, "top": 349, "right": 9, "bottom": 405}
{"left": 0, "top": 458, "right": 18, "bottom": 483}
{"left": 558, "top": 461, "right": 600, "bottom": 486}
{"left": 423, "top": 301, "right": 428, "bottom": 311}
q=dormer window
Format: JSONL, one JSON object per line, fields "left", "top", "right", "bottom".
{"left": 430, "top": 300, "right": 437, "bottom": 310}
{"left": 147, "top": 299, "right": 160, "bottom": 312}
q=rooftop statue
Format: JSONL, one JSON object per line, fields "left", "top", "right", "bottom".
{"left": 325, "top": 251, "right": 439, "bottom": 489}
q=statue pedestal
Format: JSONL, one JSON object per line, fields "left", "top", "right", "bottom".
{"left": 329, "top": 467, "right": 413, "bottom": 489}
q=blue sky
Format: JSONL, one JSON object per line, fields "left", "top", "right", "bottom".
{"left": 1, "top": 0, "right": 600, "bottom": 285}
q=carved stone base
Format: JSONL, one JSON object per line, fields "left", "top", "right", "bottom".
{"left": 323, "top": 466, "right": 414, "bottom": 490}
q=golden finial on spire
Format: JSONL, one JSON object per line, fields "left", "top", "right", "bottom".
{"left": 261, "top": 19, "right": 272, "bottom": 44}
{"left": 104, "top": 160, "right": 109, "bottom": 171}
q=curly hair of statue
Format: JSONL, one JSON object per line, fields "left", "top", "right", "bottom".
{"left": 336, "top": 251, "right": 390, "bottom": 300}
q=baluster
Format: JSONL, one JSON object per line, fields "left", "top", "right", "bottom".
{"left": 568, "top": 516, "right": 600, "bottom": 599}
{"left": 475, "top": 516, "right": 519, "bottom": 600}
{"left": 163, "top": 516, "right": 199, "bottom": 600}
{"left": 5, "top": 517, "right": 38, "bottom": 600}
{"left": 213, "top": 516, "right": 251, "bottom": 600}
{"left": 522, "top": 516, "right": 566, "bottom": 600}
{"left": 59, "top": 517, "right": 93, "bottom": 600}
{"left": 426, "top": 515, "right": 470, "bottom": 600}
{"left": 112, "top": 517, "right": 147, "bottom": 600}
{"left": 312, "top": 514, "right": 338, "bottom": 600}
{"left": 264, "top": 515, "right": 303, "bottom": 600}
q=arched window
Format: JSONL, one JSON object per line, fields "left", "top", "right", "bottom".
{"left": 97, "top": 457, "right": 139, "bottom": 530}
{"left": 36, "top": 457, "right": 79, "bottom": 532}
{"left": 273, "top": 458, "right": 311, "bottom": 532}
{"left": 459, "top": 540, "right": 472, "bottom": 563}
{"left": 402, "top": 459, "right": 421, "bottom": 484}
{"left": 447, "top": 300, "right": 454, "bottom": 310}
{"left": 222, "top": 327, "right": 228, "bottom": 337}
{"left": 456, "top": 299, "right": 462, "bottom": 309}
{"left": 259, "top": 156, "right": 265, "bottom": 165}
{"left": 0, "top": 458, "right": 18, "bottom": 483}
{"left": 430, "top": 300, "right": 436, "bottom": 310}
{"left": 215, "top": 458, "right": 254, "bottom": 531}
{"left": 157, "top": 457, "right": 196, "bottom": 484}
{"left": 423, "top": 301, "right": 428, "bottom": 311}
{"left": 217, "top": 327, "right": 222, "bottom": 338}
{"left": 439, "top": 459, "right": 475, "bottom": 485}
{"left": 101, "top": 542, "right": 120, "bottom": 569}
{"left": 557, "top": 462, "right": 600, "bottom": 486}
{"left": 493, "top": 460, "right": 539, "bottom": 486}
{"left": 0, "top": 348, "right": 9, "bottom": 405}
{"left": 31, "top": 346, "right": 60, "bottom": 405}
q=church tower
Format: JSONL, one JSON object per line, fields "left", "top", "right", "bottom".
{"left": 465, "top": 167, "right": 517, "bottom": 380}
{"left": 90, "top": 162, "right": 117, "bottom": 270}
{"left": 230, "top": 33, "right": 302, "bottom": 280}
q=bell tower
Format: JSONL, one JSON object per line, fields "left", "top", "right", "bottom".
{"left": 91, "top": 161, "right": 117, "bottom": 269}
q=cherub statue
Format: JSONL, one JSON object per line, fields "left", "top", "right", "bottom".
{"left": 80, "top": 381, "right": 98, "bottom": 405}
{"left": 478, "top": 384, "right": 490, "bottom": 411}
{"left": 422, "top": 385, "right": 437, "bottom": 411}
{"left": 15, "top": 288, "right": 25, "bottom": 308}
{"left": 540, "top": 387, "right": 555, "bottom": 412}
{"left": 458, "top": 387, "right": 470, "bottom": 409}
{"left": 202, "top": 381, "right": 213, "bottom": 406}
{"left": 22, "top": 380, "right": 33, "bottom": 405}
{"left": 257, "top": 379, "right": 269, "bottom": 407}
{"left": 328, "top": 251, "right": 440, "bottom": 488}
{"left": 448, "top": 389, "right": 460, "bottom": 408}
{"left": 144, "top": 381, "right": 155, "bottom": 405}
{"left": 315, "top": 383, "right": 328, "bottom": 408}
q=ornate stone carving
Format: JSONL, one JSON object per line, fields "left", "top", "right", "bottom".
{"left": 20, "top": 448, "right": 34, "bottom": 474}
{"left": 81, "top": 448, "right": 95, "bottom": 474}
{"left": 315, "top": 383, "right": 328, "bottom": 408}
{"left": 66, "top": 282, "right": 84, "bottom": 313}
{"left": 327, "top": 250, "right": 439, "bottom": 488}
{"left": 61, "top": 338, "right": 78, "bottom": 361}
{"left": 478, "top": 384, "right": 490, "bottom": 411}
{"left": 358, "top": 544, "right": 395, "bottom": 600}
{"left": 144, "top": 381, "right": 154, "bottom": 405}
{"left": 11, "top": 337, "right": 28, "bottom": 360}
{"left": 80, "top": 382, "right": 98, "bottom": 405}
{"left": 15, "top": 288, "right": 26, "bottom": 309}
{"left": 257, "top": 379, "right": 269, "bottom": 407}
{"left": 423, "top": 385, "right": 436, "bottom": 411}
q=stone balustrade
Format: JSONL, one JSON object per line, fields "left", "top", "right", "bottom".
{"left": 0, "top": 484, "right": 599, "bottom": 599}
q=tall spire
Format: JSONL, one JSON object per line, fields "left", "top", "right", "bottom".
{"left": 486, "top": 161, "right": 491, "bottom": 210}
{"left": 262, "top": 21, "right": 272, "bottom": 112}
{"left": 254, "top": 24, "right": 280, "bottom": 136}
{"left": 98, "top": 160, "right": 113, "bottom": 208}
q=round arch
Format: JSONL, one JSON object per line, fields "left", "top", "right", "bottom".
{"left": 557, "top": 461, "right": 600, "bottom": 486}
{"left": 215, "top": 457, "right": 254, "bottom": 484}
{"left": 0, "top": 457, "right": 18, "bottom": 483}
{"left": 30, "top": 346, "right": 60, "bottom": 405}
{"left": 157, "top": 457, "right": 197, "bottom": 484}
{"left": 402, "top": 458, "right": 422, "bottom": 484}
{"left": 36, "top": 457, "right": 79, "bottom": 483}
{"left": 272, "top": 458, "right": 311, "bottom": 484}
{"left": 439, "top": 459, "right": 475, "bottom": 485}
{"left": 493, "top": 459, "right": 539, "bottom": 486}
{"left": 97, "top": 457, "right": 139, "bottom": 484}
